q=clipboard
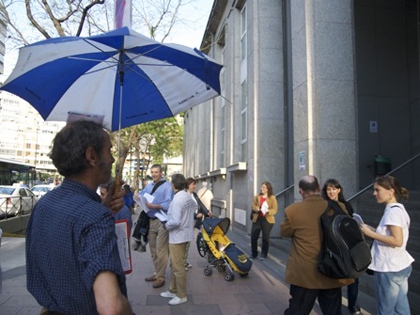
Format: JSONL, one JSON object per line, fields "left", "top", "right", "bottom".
{"left": 115, "top": 219, "right": 132, "bottom": 274}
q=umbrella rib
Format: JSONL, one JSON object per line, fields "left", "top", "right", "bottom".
{"left": 67, "top": 56, "right": 166, "bottom": 82}
{"left": 68, "top": 56, "right": 175, "bottom": 67}
{"left": 69, "top": 39, "right": 175, "bottom": 79}
{"left": 82, "top": 38, "right": 120, "bottom": 63}
{"left": 80, "top": 37, "right": 166, "bottom": 63}
{"left": 128, "top": 44, "right": 165, "bottom": 61}
{"left": 67, "top": 56, "right": 118, "bottom": 73}
{"left": 67, "top": 56, "right": 117, "bottom": 63}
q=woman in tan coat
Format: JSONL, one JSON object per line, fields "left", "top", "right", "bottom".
{"left": 250, "top": 182, "right": 278, "bottom": 260}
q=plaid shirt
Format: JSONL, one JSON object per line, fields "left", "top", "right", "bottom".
{"left": 26, "top": 179, "right": 126, "bottom": 314}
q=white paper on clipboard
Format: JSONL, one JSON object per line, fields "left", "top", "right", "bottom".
{"left": 115, "top": 220, "right": 132, "bottom": 274}
{"left": 143, "top": 193, "right": 155, "bottom": 203}
{"left": 155, "top": 210, "right": 169, "bottom": 222}
{"left": 261, "top": 201, "right": 269, "bottom": 215}
{"left": 352, "top": 213, "right": 364, "bottom": 225}
{"left": 134, "top": 194, "right": 150, "bottom": 213}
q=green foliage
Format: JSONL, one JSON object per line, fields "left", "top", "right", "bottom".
{"left": 149, "top": 117, "right": 183, "bottom": 162}
{"left": 112, "top": 116, "right": 183, "bottom": 191}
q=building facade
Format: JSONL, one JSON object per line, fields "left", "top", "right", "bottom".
{"left": 185, "top": 0, "right": 420, "bottom": 234}
{"left": 0, "top": 17, "right": 5, "bottom": 75}
{"left": 0, "top": 90, "right": 64, "bottom": 174}
{"left": 184, "top": 0, "right": 420, "bottom": 309}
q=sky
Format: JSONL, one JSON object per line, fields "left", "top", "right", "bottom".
{"left": 164, "top": 0, "right": 213, "bottom": 48}
{"left": 1, "top": 0, "right": 214, "bottom": 79}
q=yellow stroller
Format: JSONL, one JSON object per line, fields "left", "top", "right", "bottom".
{"left": 196, "top": 217, "right": 252, "bottom": 281}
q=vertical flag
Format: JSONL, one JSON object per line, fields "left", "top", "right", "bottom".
{"left": 115, "top": 0, "right": 132, "bottom": 29}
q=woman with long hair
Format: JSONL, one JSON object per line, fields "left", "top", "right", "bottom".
{"left": 361, "top": 175, "right": 414, "bottom": 314}
{"left": 321, "top": 179, "right": 362, "bottom": 315}
{"left": 250, "top": 181, "right": 278, "bottom": 260}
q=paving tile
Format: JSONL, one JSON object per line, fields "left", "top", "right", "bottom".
{"left": 192, "top": 293, "right": 241, "bottom": 305}
{"left": 16, "top": 306, "right": 43, "bottom": 315}
{"left": 1, "top": 295, "right": 39, "bottom": 307}
{"left": 0, "top": 305, "right": 24, "bottom": 315}
{"left": 171, "top": 304, "right": 222, "bottom": 315}
{"left": 219, "top": 303, "right": 272, "bottom": 315}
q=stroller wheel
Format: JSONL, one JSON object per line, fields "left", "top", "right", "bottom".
{"left": 204, "top": 268, "right": 213, "bottom": 276}
{"left": 217, "top": 264, "right": 226, "bottom": 272}
{"left": 224, "top": 272, "right": 234, "bottom": 281}
{"left": 196, "top": 232, "right": 208, "bottom": 258}
{"left": 239, "top": 273, "right": 249, "bottom": 278}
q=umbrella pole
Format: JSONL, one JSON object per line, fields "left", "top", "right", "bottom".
{"left": 114, "top": 84, "right": 124, "bottom": 194}
{"left": 114, "top": 53, "right": 125, "bottom": 194}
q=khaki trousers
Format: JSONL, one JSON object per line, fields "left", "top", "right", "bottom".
{"left": 148, "top": 218, "right": 169, "bottom": 280}
{"left": 169, "top": 242, "right": 188, "bottom": 298}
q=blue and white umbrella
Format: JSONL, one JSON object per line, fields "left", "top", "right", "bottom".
{"left": 0, "top": 27, "right": 223, "bottom": 131}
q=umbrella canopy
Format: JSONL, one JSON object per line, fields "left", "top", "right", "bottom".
{"left": 1, "top": 27, "right": 223, "bottom": 131}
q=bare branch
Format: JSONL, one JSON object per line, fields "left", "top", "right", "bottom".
{"left": 151, "top": 0, "right": 171, "bottom": 38}
{"left": 41, "top": 0, "right": 65, "bottom": 36}
{"left": 76, "top": 0, "right": 104, "bottom": 36}
{"left": 0, "top": 1, "right": 30, "bottom": 45}
{"left": 25, "top": 0, "right": 51, "bottom": 38}
{"left": 160, "top": 0, "right": 181, "bottom": 42}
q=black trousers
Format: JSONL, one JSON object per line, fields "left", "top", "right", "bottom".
{"left": 250, "top": 216, "right": 273, "bottom": 257}
{"left": 347, "top": 277, "right": 359, "bottom": 313}
{"left": 284, "top": 284, "right": 342, "bottom": 315}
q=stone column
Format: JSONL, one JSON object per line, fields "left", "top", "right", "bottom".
{"left": 291, "top": 0, "right": 357, "bottom": 196}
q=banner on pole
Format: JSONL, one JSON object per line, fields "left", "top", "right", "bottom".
{"left": 115, "top": 0, "right": 132, "bottom": 29}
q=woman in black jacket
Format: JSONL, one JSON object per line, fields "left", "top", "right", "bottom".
{"left": 322, "top": 178, "right": 363, "bottom": 315}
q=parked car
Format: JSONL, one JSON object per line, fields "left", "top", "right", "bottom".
{"left": 0, "top": 185, "right": 38, "bottom": 218}
{"left": 31, "top": 184, "right": 55, "bottom": 198}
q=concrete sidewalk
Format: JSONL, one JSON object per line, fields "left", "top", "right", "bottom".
{"left": 0, "top": 215, "right": 376, "bottom": 314}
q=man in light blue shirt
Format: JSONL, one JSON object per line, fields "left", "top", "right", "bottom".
{"left": 141, "top": 164, "right": 173, "bottom": 288}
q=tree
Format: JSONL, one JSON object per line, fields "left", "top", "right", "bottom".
{"left": 0, "top": 0, "right": 204, "bottom": 189}
{"left": 113, "top": 117, "right": 183, "bottom": 191}
{"left": 1, "top": 0, "right": 206, "bottom": 48}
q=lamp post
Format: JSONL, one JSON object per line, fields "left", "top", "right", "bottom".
{"left": 34, "top": 123, "right": 39, "bottom": 168}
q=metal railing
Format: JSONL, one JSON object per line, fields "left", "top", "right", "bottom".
{"left": 271, "top": 151, "right": 420, "bottom": 205}
{"left": 347, "top": 152, "right": 420, "bottom": 202}
{"left": 0, "top": 195, "right": 37, "bottom": 220}
{"left": 275, "top": 184, "right": 294, "bottom": 198}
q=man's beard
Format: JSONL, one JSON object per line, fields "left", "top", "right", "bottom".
{"left": 98, "top": 156, "right": 112, "bottom": 184}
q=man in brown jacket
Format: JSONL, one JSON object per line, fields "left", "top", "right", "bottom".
{"left": 280, "top": 175, "right": 353, "bottom": 315}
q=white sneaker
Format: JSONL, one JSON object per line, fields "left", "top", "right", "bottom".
{"left": 160, "top": 291, "right": 177, "bottom": 298}
{"left": 168, "top": 296, "right": 187, "bottom": 305}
